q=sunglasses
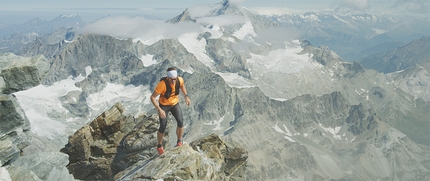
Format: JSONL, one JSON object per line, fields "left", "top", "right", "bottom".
{"left": 169, "top": 78, "right": 177, "bottom": 81}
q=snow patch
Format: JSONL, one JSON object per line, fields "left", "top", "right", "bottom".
{"left": 273, "top": 122, "right": 295, "bottom": 142}
{"left": 203, "top": 116, "right": 226, "bottom": 131}
{"left": 87, "top": 83, "right": 150, "bottom": 114}
{"left": 247, "top": 42, "right": 321, "bottom": 78}
{"left": 178, "top": 33, "right": 215, "bottom": 69}
{"left": 14, "top": 76, "right": 82, "bottom": 138}
{"left": 233, "top": 21, "right": 257, "bottom": 40}
{"left": 85, "top": 66, "right": 92, "bottom": 78}
{"left": 215, "top": 72, "right": 255, "bottom": 88}
{"left": 318, "top": 123, "right": 342, "bottom": 140}
{"left": 140, "top": 54, "right": 157, "bottom": 67}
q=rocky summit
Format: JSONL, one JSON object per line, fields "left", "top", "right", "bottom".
{"left": 60, "top": 102, "right": 248, "bottom": 181}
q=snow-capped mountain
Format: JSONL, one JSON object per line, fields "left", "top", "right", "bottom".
{"left": 1, "top": 0, "right": 429, "bottom": 180}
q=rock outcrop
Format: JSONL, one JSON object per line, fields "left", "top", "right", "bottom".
{"left": 61, "top": 102, "right": 248, "bottom": 181}
{"left": 116, "top": 134, "right": 248, "bottom": 181}
{"left": 0, "top": 53, "right": 49, "bottom": 166}
{"left": 60, "top": 102, "right": 134, "bottom": 180}
{"left": 0, "top": 53, "right": 49, "bottom": 94}
{"left": 0, "top": 94, "right": 31, "bottom": 165}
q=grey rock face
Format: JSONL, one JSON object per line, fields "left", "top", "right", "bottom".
{"left": 0, "top": 94, "right": 31, "bottom": 165}
{"left": 346, "top": 104, "right": 379, "bottom": 135}
{"left": 0, "top": 94, "right": 29, "bottom": 135}
{"left": 0, "top": 138, "right": 20, "bottom": 166}
{"left": 8, "top": 152, "right": 76, "bottom": 181}
{"left": 0, "top": 53, "right": 49, "bottom": 94}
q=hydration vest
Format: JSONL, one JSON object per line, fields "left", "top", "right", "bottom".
{"left": 160, "top": 77, "right": 180, "bottom": 99}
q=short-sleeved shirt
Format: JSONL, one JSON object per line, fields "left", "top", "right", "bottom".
{"left": 154, "top": 77, "right": 184, "bottom": 106}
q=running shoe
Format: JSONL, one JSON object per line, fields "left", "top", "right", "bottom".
{"left": 156, "top": 145, "right": 164, "bottom": 155}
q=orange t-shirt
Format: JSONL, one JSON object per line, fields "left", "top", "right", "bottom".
{"left": 154, "top": 77, "right": 184, "bottom": 106}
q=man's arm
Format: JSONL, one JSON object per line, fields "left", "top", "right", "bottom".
{"left": 150, "top": 91, "right": 166, "bottom": 118}
{"left": 180, "top": 83, "right": 191, "bottom": 106}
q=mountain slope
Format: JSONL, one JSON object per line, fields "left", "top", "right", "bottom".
{"left": 360, "top": 36, "right": 430, "bottom": 73}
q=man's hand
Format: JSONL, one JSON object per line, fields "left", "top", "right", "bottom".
{"left": 185, "top": 97, "right": 191, "bottom": 106}
{"left": 158, "top": 109, "right": 166, "bottom": 119}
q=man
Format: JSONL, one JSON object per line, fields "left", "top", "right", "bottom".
{"left": 150, "top": 67, "right": 191, "bottom": 155}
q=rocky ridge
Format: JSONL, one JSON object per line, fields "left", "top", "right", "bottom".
{"left": 60, "top": 102, "right": 248, "bottom": 180}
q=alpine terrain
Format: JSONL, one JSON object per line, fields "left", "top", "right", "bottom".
{"left": 0, "top": 0, "right": 429, "bottom": 180}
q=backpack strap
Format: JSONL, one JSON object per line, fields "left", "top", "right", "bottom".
{"left": 160, "top": 77, "right": 181, "bottom": 99}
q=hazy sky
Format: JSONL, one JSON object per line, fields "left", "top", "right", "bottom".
{"left": 0, "top": 0, "right": 428, "bottom": 24}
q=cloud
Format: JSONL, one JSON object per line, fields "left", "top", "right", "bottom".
{"left": 196, "top": 15, "right": 246, "bottom": 26}
{"left": 392, "top": 0, "right": 430, "bottom": 13}
{"left": 336, "top": 0, "right": 370, "bottom": 11}
{"left": 78, "top": 16, "right": 202, "bottom": 44}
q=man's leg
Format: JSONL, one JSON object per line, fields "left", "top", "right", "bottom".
{"left": 176, "top": 126, "right": 184, "bottom": 142}
{"left": 157, "top": 105, "right": 170, "bottom": 154}
{"left": 157, "top": 131, "right": 164, "bottom": 145}
{"left": 171, "top": 104, "right": 184, "bottom": 145}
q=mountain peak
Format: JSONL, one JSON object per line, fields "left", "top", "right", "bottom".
{"left": 168, "top": 0, "right": 245, "bottom": 23}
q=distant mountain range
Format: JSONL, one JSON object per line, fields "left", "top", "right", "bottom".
{"left": 268, "top": 12, "right": 430, "bottom": 61}
{"left": 1, "top": 0, "right": 429, "bottom": 180}
{"left": 1, "top": 3, "right": 429, "bottom": 62}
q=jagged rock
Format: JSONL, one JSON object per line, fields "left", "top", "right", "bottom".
{"left": 0, "top": 94, "right": 31, "bottom": 135}
{"left": 0, "top": 53, "right": 49, "bottom": 94}
{"left": 0, "top": 94, "right": 31, "bottom": 165}
{"left": 61, "top": 102, "right": 166, "bottom": 180}
{"left": 7, "top": 152, "right": 75, "bottom": 181}
{"left": 0, "top": 138, "right": 20, "bottom": 166}
{"left": 346, "top": 103, "right": 379, "bottom": 135}
{"left": 116, "top": 134, "right": 248, "bottom": 181}
{"left": 61, "top": 102, "right": 126, "bottom": 180}
{"left": 111, "top": 114, "right": 170, "bottom": 177}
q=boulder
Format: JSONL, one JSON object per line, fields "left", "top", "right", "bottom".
{"left": 0, "top": 53, "right": 49, "bottom": 94}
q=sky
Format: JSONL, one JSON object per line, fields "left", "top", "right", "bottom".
{"left": 0, "top": 0, "right": 429, "bottom": 24}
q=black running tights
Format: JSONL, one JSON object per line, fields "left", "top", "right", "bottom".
{"left": 158, "top": 103, "right": 184, "bottom": 133}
